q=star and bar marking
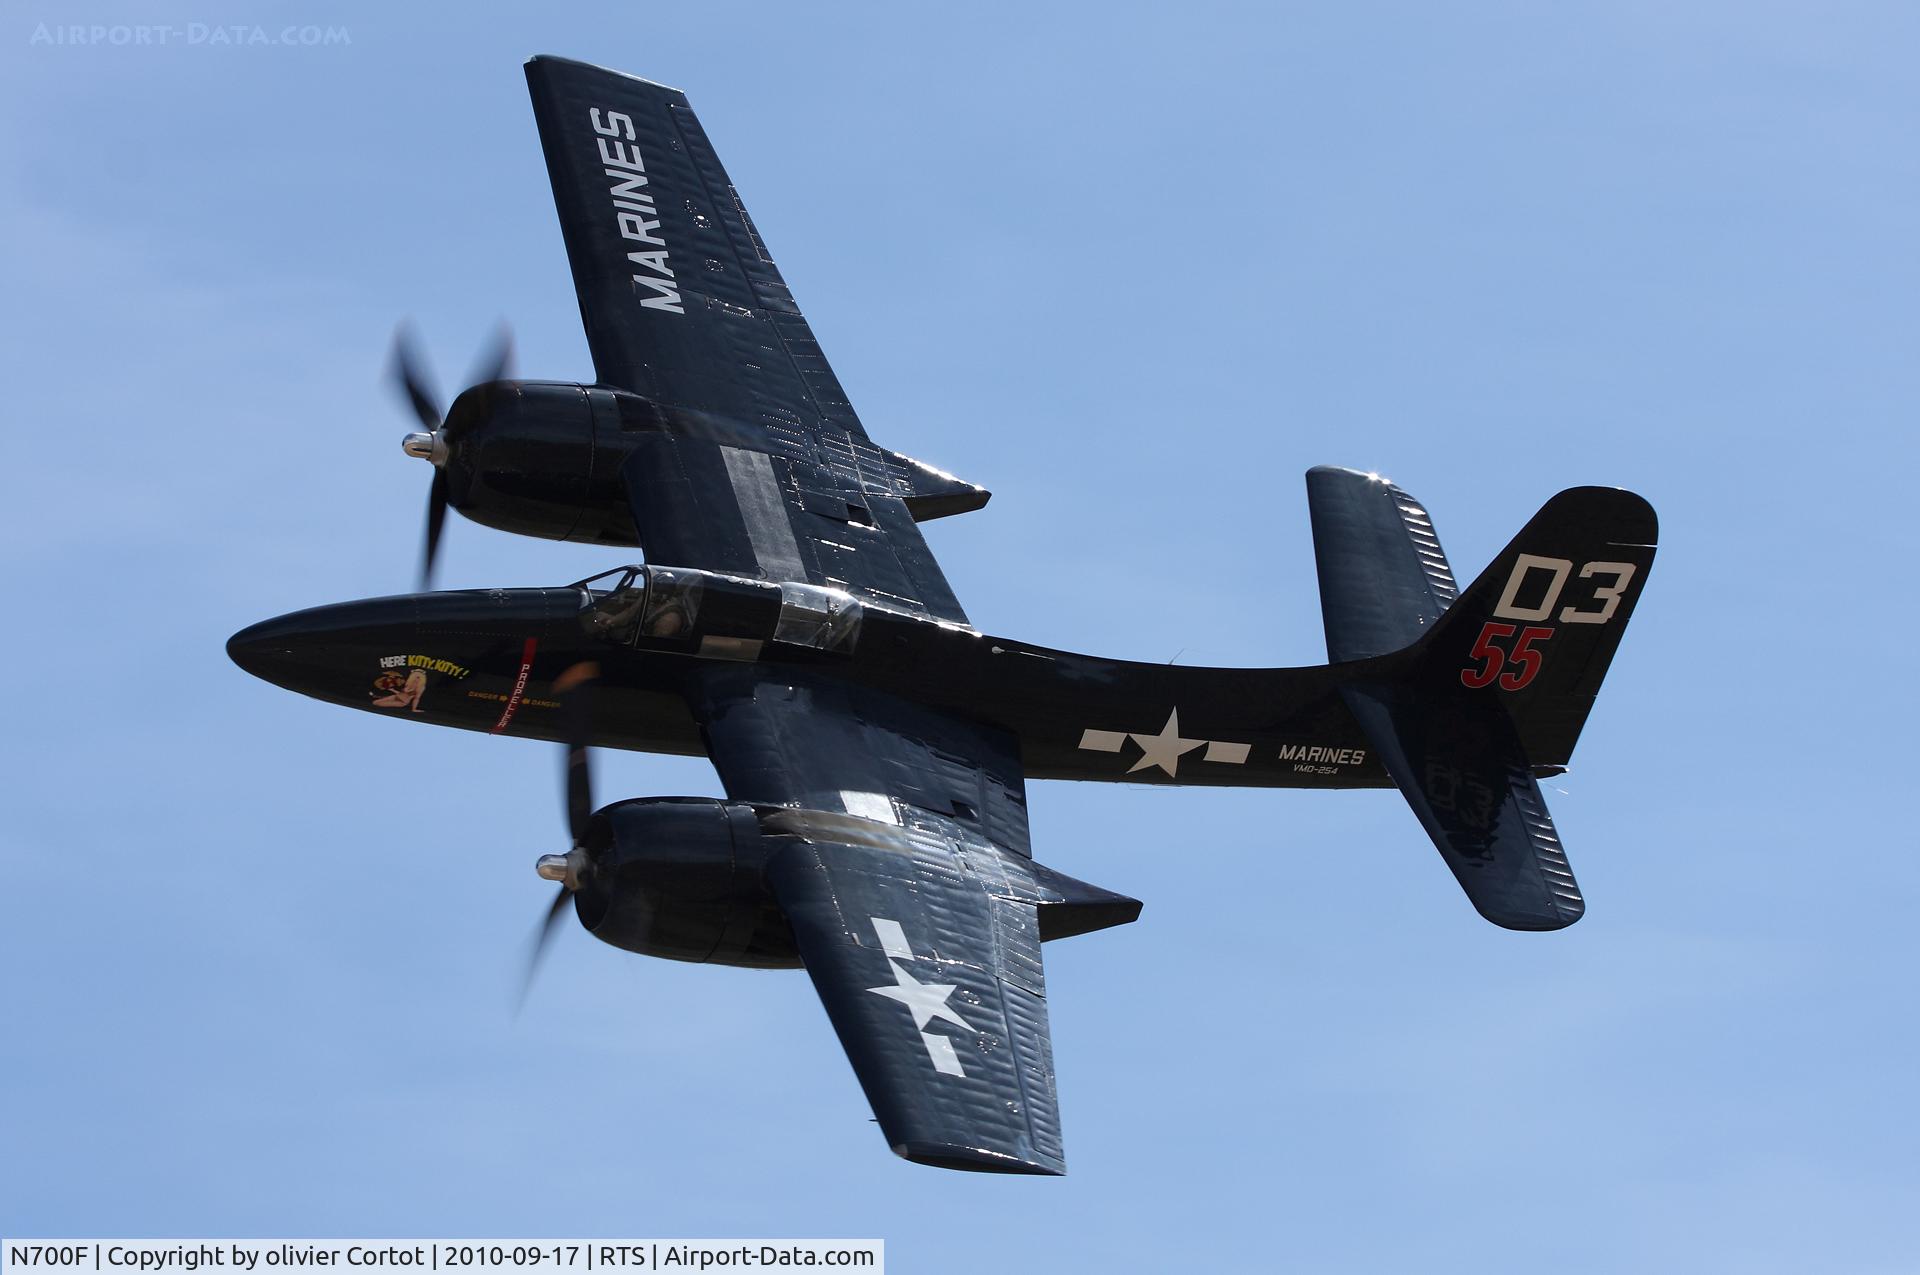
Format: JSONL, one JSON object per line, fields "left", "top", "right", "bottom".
{"left": 866, "top": 917, "right": 973, "bottom": 1077}
{"left": 1077, "top": 708, "right": 1251, "bottom": 778}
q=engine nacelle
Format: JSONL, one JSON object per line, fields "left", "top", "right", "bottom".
{"left": 441, "top": 381, "right": 634, "bottom": 546}
{"left": 428, "top": 380, "right": 990, "bottom": 550}
{"left": 573, "top": 797, "right": 799, "bottom": 968}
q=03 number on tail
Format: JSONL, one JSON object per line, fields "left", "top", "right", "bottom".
{"left": 1460, "top": 556, "right": 1638, "bottom": 691}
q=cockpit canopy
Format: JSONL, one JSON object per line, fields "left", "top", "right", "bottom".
{"left": 574, "top": 566, "right": 651, "bottom": 644}
{"left": 572, "top": 565, "right": 862, "bottom": 654}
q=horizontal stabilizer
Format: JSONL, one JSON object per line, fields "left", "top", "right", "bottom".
{"left": 1307, "top": 467, "right": 1458, "bottom": 663}
{"left": 1343, "top": 682, "right": 1584, "bottom": 930}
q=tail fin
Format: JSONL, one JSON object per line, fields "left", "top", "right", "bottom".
{"left": 1415, "top": 484, "right": 1658, "bottom": 770}
{"left": 1307, "top": 469, "right": 1657, "bottom": 930}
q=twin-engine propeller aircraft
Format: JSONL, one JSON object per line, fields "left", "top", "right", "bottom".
{"left": 228, "top": 56, "right": 1657, "bottom": 1175}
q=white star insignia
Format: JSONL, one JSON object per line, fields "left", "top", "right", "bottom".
{"left": 1128, "top": 708, "right": 1206, "bottom": 777}
{"left": 868, "top": 960, "right": 974, "bottom": 1033}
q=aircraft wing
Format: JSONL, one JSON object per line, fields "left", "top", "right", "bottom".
{"left": 689, "top": 666, "right": 1074, "bottom": 1174}
{"left": 525, "top": 56, "right": 972, "bottom": 624}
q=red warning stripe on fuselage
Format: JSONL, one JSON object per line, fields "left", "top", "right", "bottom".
{"left": 491, "top": 638, "right": 539, "bottom": 734}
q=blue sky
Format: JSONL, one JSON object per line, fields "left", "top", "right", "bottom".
{"left": 3, "top": 2, "right": 1916, "bottom": 1270}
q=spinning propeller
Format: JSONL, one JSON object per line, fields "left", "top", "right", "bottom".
{"left": 387, "top": 322, "right": 515, "bottom": 589}
{"left": 520, "top": 661, "right": 603, "bottom": 1007}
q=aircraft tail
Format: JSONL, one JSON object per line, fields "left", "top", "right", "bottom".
{"left": 1306, "top": 467, "right": 1657, "bottom": 930}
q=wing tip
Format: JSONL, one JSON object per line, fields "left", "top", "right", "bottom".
{"left": 892, "top": 1141, "right": 1066, "bottom": 1176}
{"left": 524, "top": 53, "right": 687, "bottom": 95}
{"left": 1474, "top": 896, "right": 1586, "bottom": 931}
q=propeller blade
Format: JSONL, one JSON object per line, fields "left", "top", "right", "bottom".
{"left": 464, "top": 323, "right": 516, "bottom": 424}
{"left": 554, "top": 661, "right": 601, "bottom": 846}
{"left": 516, "top": 883, "right": 575, "bottom": 1014}
{"left": 469, "top": 322, "right": 516, "bottom": 389}
{"left": 518, "top": 663, "right": 602, "bottom": 1012}
{"left": 392, "top": 322, "right": 516, "bottom": 593}
{"left": 388, "top": 324, "right": 442, "bottom": 431}
{"left": 420, "top": 465, "right": 449, "bottom": 591}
